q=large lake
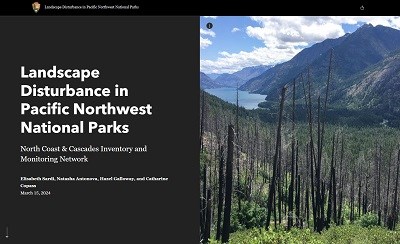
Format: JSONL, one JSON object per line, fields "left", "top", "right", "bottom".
{"left": 205, "top": 87, "right": 266, "bottom": 109}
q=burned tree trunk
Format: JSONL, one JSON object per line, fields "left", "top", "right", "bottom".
{"left": 332, "top": 143, "right": 337, "bottom": 224}
{"left": 378, "top": 146, "right": 382, "bottom": 225}
{"left": 295, "top": 143, "right": 301, "bottom": 228}
{"left": 216, "top": 146, "right": 225, "bottom": 241}
{"left": 316, "top": 49, "right": 333, "bottom": 232}
{"left": 364, "top": 160, "right": 370, "bottom": 215}
{"left": 200, "top": 90, "right": 207, "bottom": 238}
{"left": 201, "top": 160, "right": 207, "bottom": 236}
{"left": 358, "top": 160, "right": 362, "bottom": 219}
{"left": 303, "top": 70, "right": 317, "bottom": 230}
{"left": 222, "top": 125, "right": 234, "bottom": 243}
{"left": 338, "top": 190, "right": 343, "bottom": 225}
{"left": 288, "top": 79, "right": 296, "bottom": 230}
{"left": 266, "top": 86, "right": 286, "bottom": 229}
{"left": 306, "top": 181, "right": 310, "bottom": 228}
{"left": 350, "top": 167, "right": 355, "bottom": 223}
{"left": 326, "top": 134, "right": 336, "bottom": 229}
{"left": 315, "top": 96, "right": 323, "bottom": 232}
{"left": 277, "top": 149, "right": 282, "bottom": 225}
{"left": 236, "top": 87, "right": 242, "bottom": 211}
{"left": 388, "top": 150, "right": 400, "bottom": 230}
{"left": 296, "top": 174, "right": 301, "bottom": 228}
{"left": 204, "top": 189, "right": 212, "bottom": 243}
{"left": 385, "top": 150, "right": 392, "bottom": 226}
{"left": 200, "top": 90, "right": 206, "bottom": 152}
{"left": 337, "top": 135, "right": 344, "bottom": 225}
{"left": 321, "top": 181, "right": 326, "bottom": 227}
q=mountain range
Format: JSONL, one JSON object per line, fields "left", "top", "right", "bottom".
{"left": 200, "top": 72, "right": 221, "bottom": 89}
{"left": 200, "top": 65, "right": 271, "bottom": 89}
{"left": 239, "top": 24, "right": 400, "bottom": 115}
{"left": 340, "top": 49, "right": 400, "bottom": 114}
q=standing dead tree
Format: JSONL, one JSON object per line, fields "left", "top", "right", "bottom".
{"left": 326, "top": 133, "right": 336, "bottom": 229}
{"left": 216, "top": 146, "right": 225, "bottom": 240}
{"left": 236, "top": 86, "right": 242, "bottom": 211}
{"left": 315, "top": 49, "right": 333, "bottom": 232}
{"left": 388, "top": 149, "right": 400, "bottom": 230}
{"left": 303, "top": 68, "right": 317, "bottom": 230}
{"left": 204, "top": 189, "right": 212, "bottom": 243}
{"left": 337, "top": 134, "right": 345, "bottom": 225}
{"left": 385, "top": 149, "right": 392, "bottom": 225}
{"left": 222, "top": 125, "right": 234, "bottom": 243}
{"left": 288, "top": 78, "right": 296, "bottom": 230}
{"left": 295, "top": 142, "right": 301, "bottom": 227}
{"left": 200, "top": 90, "right": 206, "bottom": 152}
{"left": 200, "top": 90, "right": 207, "bottom": 238}
{"left": 378, "top": 146, "right": 382, "bottom": 225}
{"left": 266, "top": 86, "right": 287, "bottom": 230}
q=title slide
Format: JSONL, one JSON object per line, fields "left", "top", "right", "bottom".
{"left": 0, "top": 16, "right": 199, "bottom": 242}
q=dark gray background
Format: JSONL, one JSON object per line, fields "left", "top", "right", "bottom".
{"left": 0, "top": 16, "right": 199, "bottom": 243}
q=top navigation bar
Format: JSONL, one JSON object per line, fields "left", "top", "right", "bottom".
{"left": 0, "top": 1, "right": 394, "bottom": 15}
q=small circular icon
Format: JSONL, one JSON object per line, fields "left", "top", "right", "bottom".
{"left": 360, "top": 5, "right": 365, "bottom": 10}
{"left": 206, "top": 23, "right": 213, "bottom": 29}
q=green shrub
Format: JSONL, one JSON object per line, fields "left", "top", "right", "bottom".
{"left": 359, "top": 212, "right": 379, "bottom": 228}
{"left": 227, "top": 228, "right": 322, "bottom": 244}
{"left": 237, "top": 201, "right": 267, "bottom": 229}
{"left": 230, "top": 201, "right": 266, "bottom": 232}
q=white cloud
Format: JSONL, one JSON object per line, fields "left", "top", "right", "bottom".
{"left": 200, "top": 28, "right": 216, "bottom": 49}
{"left": 231, "top": 27, "right": 240, "bottom": 33}
{"left": 203, "top": 16, "right": 218, "bottom": 19}
{"left": 200, "top": 36, "right": 212, "bottom": 49}
{"left": 324, "top": 16, "right": 400, "bottom": 29}
{"left": 201, "top": 46, "right": 297, "bottom": 73}
{"left": 200, "top": 28, "right": 216, "bottom": 37}
{"left": 246, "top": 17, "right": 346, "bottom": 49}
{"left": 200, "top": 16, "right": 400, "bottom": 73}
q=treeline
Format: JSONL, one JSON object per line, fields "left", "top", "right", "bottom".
{"left": 199, "top": 51, "right": 400, "bottom": 243}
{"left": 257, "top": 101, "right": 400, "bottom": 127}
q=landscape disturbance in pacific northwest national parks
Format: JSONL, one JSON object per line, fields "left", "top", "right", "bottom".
{"left": 199, "top": 16, "right": 400, "bottom": 244}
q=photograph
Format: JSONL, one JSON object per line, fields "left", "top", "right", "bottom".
{"left": 200, "top": 16, "right": 400, "bottom": 243}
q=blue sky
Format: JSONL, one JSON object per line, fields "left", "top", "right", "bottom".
{"left": 200, "top": 16, "right": 400, "bottom": 74}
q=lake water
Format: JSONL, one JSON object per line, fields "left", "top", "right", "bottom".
{"left": 205, "top": 87, "right": 266, "bottom": 109}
